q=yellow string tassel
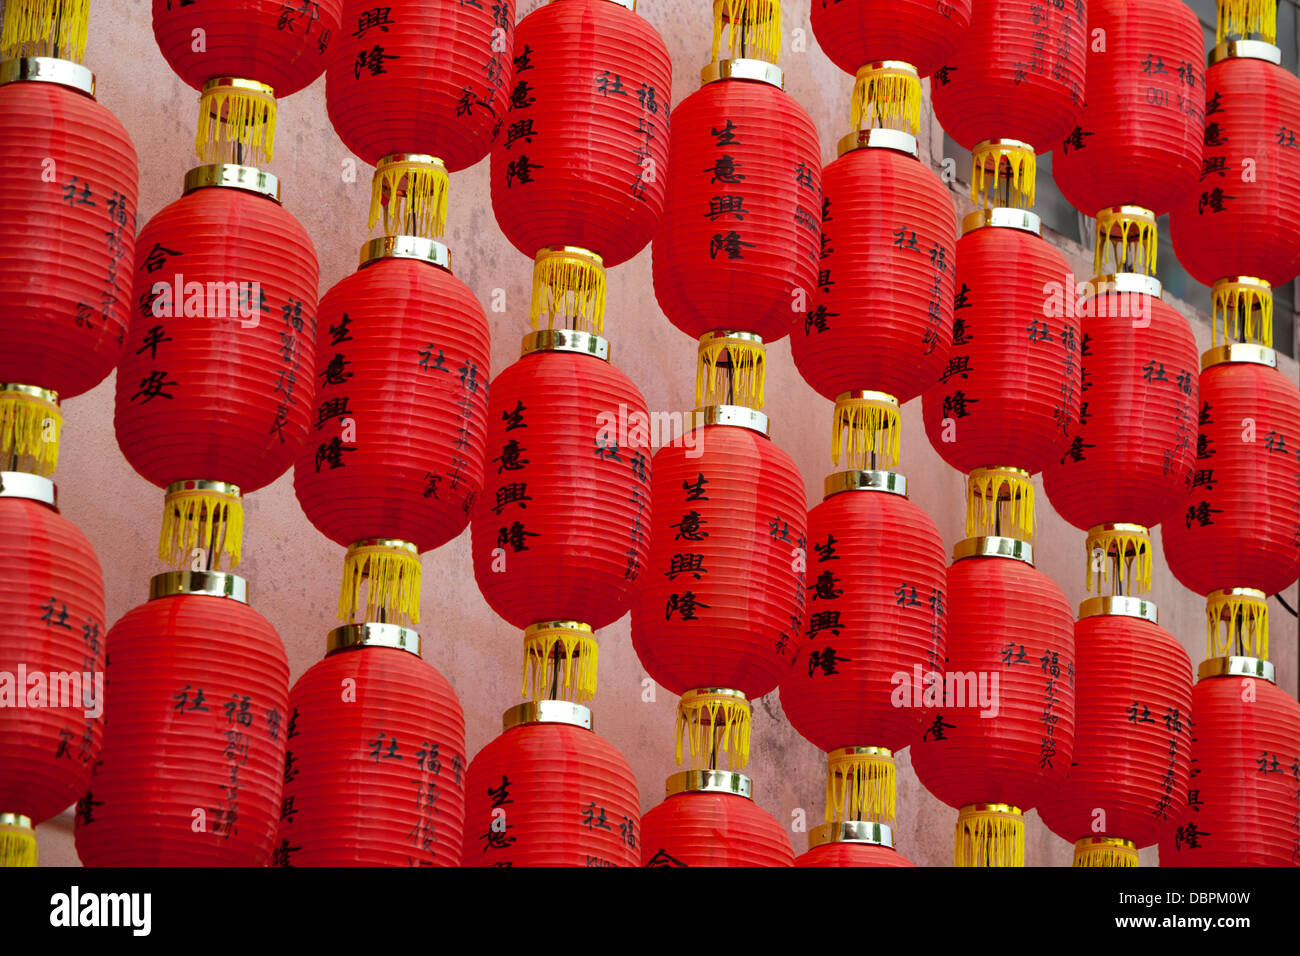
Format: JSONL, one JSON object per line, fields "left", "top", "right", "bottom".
{"left": 1217, "top": 0, "right": 1276, "bottom": 44}
{"left": 159, "top": 481, "right": 243, "bottom": 571}
{"left": 0, "top": 815, "right": 36, "bottom": 867}
{"left": 851, "top": 63, "right": 921, "bottom": 137}
{"left": 712, "top": 0, "right": 782, "bottom": 65}
{"left": 971, "top": 141, "right": 1036, "bottom": 210}
{"left": 825, "top": 747, "right": 895, "bottom": 825}
{"left": 1212, "top": 277, "right": 1272, "bottom": 348}
{"left": 955, "top": 804, "right": 1024, "bottom": 867}
{"left": 339, "top": 539, "right": 422, "bottom": 625}
{"left": 832, "top": 391, "right": 901, "bottom": 470}
{"left": 195, "top": 78, "right": 277, "bottom": 166}
{"left": 522, "top": 621, "right": 598, "bottom": 703}
{"left": 370, "top": 154, "right": 450, "bottom": 240}
{"left": 966, "top": 467, "right": 1034, "bottom": 540}
{"left": 696, "top": 332, "right": 765, "bottom": 410}
{"left": 674, "top": 688, "right": 750, "bottom": 771}
{"left": 529, "top": 246, "right": 606, "bottom": 334}
{"left": 1085, "top": 524, "right": 1152, "bottom": 595}
{"left": 1206, "top": 589, "right": 1269, "bottom": 661}
{"left": 0, "top": 385, "right": 61, "bottom": 477}
{"left": 1073, "top": 837, "right": 1139, "bottom": 867}
{"left": 1094, "top": 206, "right": 1158, "bottom": 278}
{"left": 0, "top": 0, "right": 87, "bottom": 62}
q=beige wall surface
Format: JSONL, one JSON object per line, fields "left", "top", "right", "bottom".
{"left": 19, "top": 0, "right": 1299, "bottom": 866}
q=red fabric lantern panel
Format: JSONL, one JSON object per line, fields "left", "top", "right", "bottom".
{"left": 640, "top": 791, "right": 793, "bottom": 867}
{"left": 115, "top": 182, "right": 319, "bottom": 495}
{"left": 791, "top": 144, "right": 957, "bottom": 403}
{"left": 1159, "top": 672, "right": 1300, "bottom": 867}
{"left": 1042, "top": 291, "right": 1199, "bottom": 530}
{"left": 276, "top": 643, "right": 466, "bottom": 866}
{"left": 651, "top": 76, "right": 820, "bottom": 343}
{"left": 152, "top": 0, "right": 342, "bottom": 96}
{"left": 780, "top": 485, "right": 947, "bottom": 753}
{"left": 931, "top": 0, "right": 1087, "bottom": 152}
{"left": 1171, "top": 57, "right": 1300, "bottom": 287}
{"left": 795, "top": 842, "right": 915, "bottom": 867}
{"left": 1052, "top": 0, "right": 1204, "bottom": 217}
{"left": 0, "top": 78, "right": 138, "bottom": 397}
{"left": 921, "top": 225, "right": 1079, "bottom": 475}
{"left": 294, "top": 257, "right": 489, "bottom": 551}
{"left": 632, "top": 422, "right": 807, "bottom": 700}
{"left": 0, "top": 485, "right": 105, "bottom": 826}
{"left": 326, "top": 0, "right": 513, "bottom": 170}
{"left": 74, "top": 584, "right": 289, "bottom": 865}
{"left": 489, "top": 0, "right": 671, "bottom": 267}
{"left": 810, "top": 0, "right": 972, "bottom": 79}
{"left": 911, "top": 553, "right": 1075, "bottom": 812}
{"left": 471, "top": 348, "right": 651, "bottom": 631}
{"left": 1161, "top": 360, "right": 1300, "bottom": 597}
{"left": 1037, "top": 611, "right": 1193, "bottom": 850}
{"left": 461, "top": 718, "right": 639, "bottom": 866}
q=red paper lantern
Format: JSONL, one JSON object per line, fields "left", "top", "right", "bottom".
{"left": 651, "top": 69, "right": 820, "bottom": 344}
{"left": 1037, "top": 601, "right": 1193, "bottom": 858}
{"left": 74, "top": 570, "right": 289, "bottom": 866}
{"left": 1159, "top": 658, "right": 1300, "bottom": 867}
{"left": 295, "top": 241, "right": 490, "bottom": 553}
{"left": 471, "top": 334, "right": 652, "bottom": 631}
{"left": 640, "top": 771, "right": 793, "bottom": 867}
{"left": 1170, "top": 52, "right": 1300, "bottom": 287}
{"left": 275, "top": 624, "right": 466, "bottom": 866}
{"left": 326, "top": 0, "right": 512, "bottom": 170}
{"left": 1052, "top": 0, "right": 1204, "bottom": 217}
{"left": 489, "top": 0, "right": 671, "bottom": 267}
{"left": 632, "top": 416, "right": 807, "bottom": 700}
{"left": 795, "top": 822, "right": 915, "bottom": 867}
{"left": 810, "top": 0, "right": 971, "bottom": 79}
{"left": 931, "top": 0, "right": 1087, "bottom": 153}
{"left": 780, "top": 472, "right": 947, "bottom": 754}
{"left": 152, "top": 0, "right": 342, "bottom": 96}
{"left": 0, "top": 473, "right": 105, "bottom": 865}
{"left": 1161, "top": 352, "right": 1300, "bottom": 598}
{"left": 791, "top": 133, "right": 957, "bottom": 403}
{"left": 921, "top": 215, "right": 1079, "bottom": 477}
{"left": 1042, "top": 280, "right": 1199, "bottom": 531}
{"left": 461, "top": 702, "right": 639, "bottom": 867}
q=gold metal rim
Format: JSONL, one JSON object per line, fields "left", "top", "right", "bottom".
{"left": 961, "top": 803, "right": 1022, "bottom": 816}
{"left": 1209, "top": 40, "right": 1282, "bottom": 66}
{"left": 699, "top": 330, "right": 764, "bottom": 347}
{"left": 0, "top": 57, "right": 94, "bottom": 96}
{"left": 823, "top": 470, "right": 908, "bottom": 500}
{"left": 378, "top": 152, "right": 440, "bottom": 168}
{"left": 1208, "top": 587, "right": 1266, "bottom": 602}
{"left": 524, "top": 620, "right": 594, "bottom": 636}
{"left": 502, "top": 700, "right": 593, "bottom": 732}
{"left": 1212, "top": 276, "right": 1270, "bottom": 292}
{"left": 1087, "top": 522, "right": 1149, "bottom": 538}
{"left": 183, "top": 164, "right": 281, "bottom": 203}
{"left": 1097, "top": 204, "right": 1156, "bottom": 223}
{"left": 165, "top": 479, "right": 242, "bottom": 498}
{"left": 1198, "top": 655, "right": 1274, "bottom": 684}
{"left": 856, "top": 60, "right": 919, "bottom": 78}
{"left": 520, "top": 328, "right": 610, "bottom": 362}
{"left": 1075, "top": 836, "right": 1135, "bottom": 850}
{"left": 837, "top": 128, "right": 918, "bottom": 159}
{"left": 681, "top": 687, "right": 747, "bottom": 706}
{"left": 326, "top": 622, "right": 421, "bottom": 657}
{"left": 201, "top": 76, "right": 275, "bottom": 97}
{"left": 1083, "top": 273, "right": 1162, "bottom": 301}
{"left": 835, "top": 389, "right": 898, "bottom": 407}
{"left": 349, "top": 538, "right": 418, "bottom": 555}
{"left": 973, "top": 137, "right": 1034, "bottom": 153}
{"left": 665, "top": 769, "right": 752, "bottom": 799}
{"left": 149, "top": 570, "right": 249, "bottom": 604}
{"left": 359, "top": 236, "right": 451, "bottom": 271}
{"left": 0, "top": 471, "right": 57, "bottom": 508}
{"left": 962, "top": 207, "right": 1041, "bottom": 237}
{"left": 952, "top": 536, "right": 1034, "bottom": 566}
{"left": 828, "top": 745, "right": 893, "bottom": 760}
{"left": 0, "top": 813, "right": 33, "bottom": 830}
{"left": 688, "top": 405, "right": 769, "bottom": 436}
{"left": 1078, "top": 595, "right": 1159, "bottom": 625}
{"left": 0, "top": 383, "right": 58, "bottom": 403}
{"left": 1201, "top": 344, "right": 1277, "bottom": 370}
{"left": 809, "top": 820, "right": 895, "bottom": 849}
{"left": 700, "top": 58, "right": 784, "bottom": 89}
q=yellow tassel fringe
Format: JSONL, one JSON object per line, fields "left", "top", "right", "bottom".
{"left": 675, "top": 690, "right": 751, "bottom": 771}
{"left": 195, "top": 80, "right": 277, "bottom": 166}
{"left": 832, "top": 393, "right": 901, "bottom": 470}
{"left": 0, "top": 823, "right": 36, "bottom": 867}
{"left": 1094, "top": 207, "right": 1158, "bottom": 278}
{"left": 955, "top": 805, "right": 1025, "bottom": 867}
{"left": 825, "top": 748, "right": 896, "bottom": 825}
{"left": 1086, "top": 526, "right": 1152, "bottom": 596}
{"left": 966, "top": 468, "right": 1034, "bottom": 541}
{"left": 851, "top": 66, "right": 921, "bottom": 137}
{"left": 159, "top": 485, "right": 243, "bottom": 570}
{"left": 370, "top": 156, "right": 449, "bottom": 240}
{"left": 1212, "top": 279, "right": 1273, "bottom": 348}
{"left": 0, "top": 0, "right": 87, "bottom": 62}
{"left": 712, "top": 0, "right": 782, "bottom": 66}
{"left": 1218, "top": 0, "right": 1276, "bottom": 44}
{"left": 696, "top": 335, "right": 766, "bottom": 410}
{"left": 523, "top": 622, "right": 598, "bottom": 703}
{"left": 1206, "top": 590, "right": 1269, "bottom": 661}
{"left": 0, "top": 388, "right": 61, "bottom": 477}
{"left": 529, "top": 247, "right": 606, "bottom": 335}
{"left": 1073, "top": 838, "right": 1139, "bottom": 867}
{"left": 971, "top": 142, "right": 1036, "bottom": 210}
{"left": 339, "top": 540, "right": 422, "bottom": 625}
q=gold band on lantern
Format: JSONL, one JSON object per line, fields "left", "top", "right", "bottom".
{"left": 711, "top": 0, "right": 781, "bottom": 66}
{"left": 956, "top": 804, "right": 1024, "bottom": 867}
{"left": 700, "top": 57, "right": 783, "bottom": 89}
{"left": 370, "top": 154, "right": 449, "bottom": 240}
{"left": 1197, "top": 655, "right": 1274, "bottom": 684}
{"left": 831, "top": 391, "right": 901, "bottom": 471}
{"left": 675, "top": 688, "right": 751, "bottom": 771}
{"left": 1094, "top": 206, "right": 1158, "bottom": 278}
{"left": 697, "top": 331, "right": 765, "bottom": 410}
{"left": 529, "top": 246, "right": 607, "bottom": 335}
{"left": 159, "top": 480, "right": 243, "bottom": 571}
{"left": 0, "top": 470, "right": 56, "bottom": 507}
{"left": 1073, "top": 836, "right": 1139, "bottom": 867}
{"left": 520, "top": 328, "right": 610, "bottom": 362}
{"left": 666, "top": 769, "right": 752, "bottom": 799}
{"left": 1078, "top": 595, "right": 1159, "bottom": 625}
{"left": 837, "top": 127, "right": 918, "bottom": 159}
{"left": 1201, "top": 343, "right": 1277, "bottom": 370}
{"left": 0, "top": 0, "right": 87, "bottom": 62}
{"left": 339, "top": 539, "right": 421, "bottom": 625}
{"left": 825, "top": 747, "right": 895, "bottom": 825}
{"left": 1206, "top": 588, "right": 1269, "bottom": 661}
{"left": 327, "top": 622, "right": 422, "bottom": 657}
{"left": 0, "top": 55, "right": 93, "bottom": 93}
{"left": 183, "top": 163, "right": 281, "bottom": 202}
{"left": 1085, "top": 523, "right": 1152, "bottom": 596}
{"left": 1212, "top": 277, "right": 1272, "bottom": 348}
{"left": 522, "top": 621, "right": 598, "bottom": 703}
{"left": 809, "top": 820, "right": 894, "bottom": 849}
{"left": 1217, "top": 0, "right": 1277, "bottom": 44}
{"left": 359, "top": 235, "right": 451, "bottom": 272}
{"left": 961, "top": 207, "right": 1041, "bottom": 238}
{"left": 195, "top": 77, "right": 277, "bottom": 167}
{"left": 850, "top": 62, "right": 921, "bottom": 137}
{"left": 503, "top": 699, "right": 593, "bottom": 732}
{"left": 971, "top": 140, "right": 1036, "bottom": 211}
{"left": 952, "top": 535, "right": 1035, "bottom": 566}
{"left": 0, "top": 813, "right": 36, "bottom": 868}
{"left": 823, "top": 469, "right": 908, "bottom": 501}
{"left": 686, "top": 404, "right": 770, "bottom": 436}
{"left": 966, "top": 467, "right": 1034, "bottom": 541}
{"left": 0, "top": 384, "right": 60, "bottom": 478}
{"left": 148, "top": 569, "right": 249, "bottom": 604}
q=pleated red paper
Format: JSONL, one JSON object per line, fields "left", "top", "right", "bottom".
{"left": 326, "top": 0, "right": 513, "bottom": 170}
{"left": 779, "top": 487, "right": 947, "bottom": 753}
{"left": 294, "top": 257, "right": 489, "bottom": 551}
{"left": 1052, "top": 0, "right": 1204, "bottom": 217}
{"left": 152, "top": 0, "right": 342, "bottom": 96}
{"left": 651, "top": 77, "right": 820, "bottom": 343}
{"left": 931, "top": 0, "right": 1087, "bottom": 152}
{"left": 1037, "top": 614, "right": 1193, "bottom": 850}
{"left": 74, "top": 592, "right": 289, "bottom": 866}
{"left": 810, "top": 0, "right": 971, "bottom": 79}
{"left": 921, "top": 225, "right": 1079, "bottom": 475}
{"left": 632, "top": 423, "right": 807, "bottom": 700}
{"left": 795, "top": 842, "right": 915, "bottom": 867}
{"left": 489, "top": 0, "right": 671, "bottom": 267}
{"left": 460, "top": 721, "right": 639, "bottom": 866}
{"left": 1159, "top": 674, "right": 1300, "bottom": 867}
{"left": 1170, "top": 56, "right": 1300, "bottom": 286}
{"left": 1161, "top": 361, "right": 1300, "bottom": 597}
{"left": 640, "top": 791, "right": 793, "bottom": 867}
{"left": 114, "top": 184, "right": 319, "bottom": 494}
{"left": 470, "top": 349, "right": 651, "bottom": 631}
{"left": 1042, "top": 293, "right": 1199, "bottom": 530}
{"left": 791, "top": 144, "right": 957, "bottom": 403}
{"left": 910, "top": 555, "right": 1075, "bottom": 811}
{"left": 0, "top": 79, "right": 138, "bottom": 397}
{"left": 275, "top": 646, "right": 466, "bottom": 866}
{"left": 0, "top": 495, "right": 105, "bottom": 825}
